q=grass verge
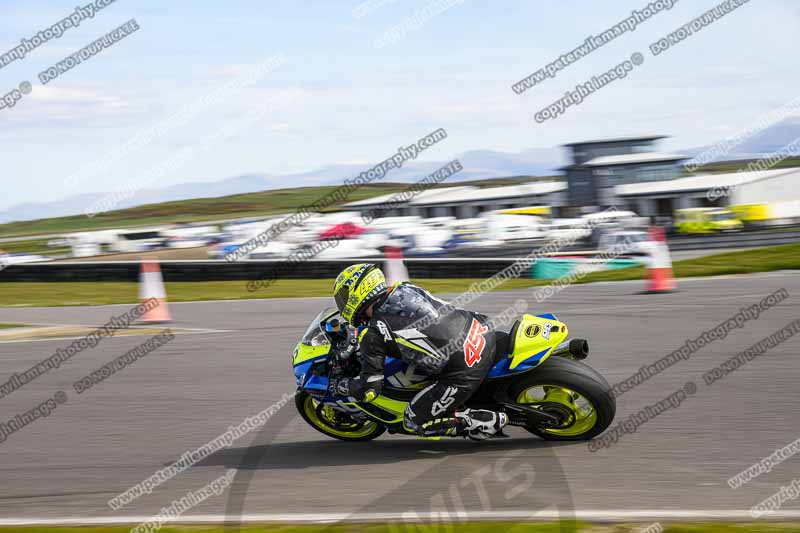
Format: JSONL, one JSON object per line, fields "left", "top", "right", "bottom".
{"left": 0, "top": 243, "right": 798, "bottom": 307}
{"left": 0, "top": 323, "right": 27, "bottom": 329}
{"left": 577, "top": 241, "right": 800, "bottom": 283}
{"left": 0, "top": 278, "right": 544, "bottom": 307}
{"left": 0, "top": 238, "right": 69, "bottom": 256}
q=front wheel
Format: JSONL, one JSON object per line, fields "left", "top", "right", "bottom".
{"left": 295, "top": 391, "right": 386, "bottom": 442}
{"left": 508, "top": 356, "right": 616, "bottom": 441}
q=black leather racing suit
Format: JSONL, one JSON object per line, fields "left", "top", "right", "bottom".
{"left": 343, "top": 282, "right": 496, "bottom": 437}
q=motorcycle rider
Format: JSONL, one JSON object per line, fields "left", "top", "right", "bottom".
{"left": 329, "top": 263, "right": 508, "bottom": 440}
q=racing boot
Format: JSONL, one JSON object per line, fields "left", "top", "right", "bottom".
{"left": 456, "top": 409, "right": 508, "bottom": 441}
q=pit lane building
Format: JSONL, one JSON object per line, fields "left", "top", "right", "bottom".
{"left": 563, "top": 135, "right": 800, "bottom": 217}
{"left": 344, "top": 181, "right": 567, "bottom": 219}
{"left": 615, "top": 167, "right": 800, "bottom": 218}
{"left": 561, "top": 135, "right": 687, "bottom": 209}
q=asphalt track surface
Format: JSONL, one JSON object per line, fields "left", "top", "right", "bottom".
{"left": 0, "top": 273, "right": 799, "bottom": 523}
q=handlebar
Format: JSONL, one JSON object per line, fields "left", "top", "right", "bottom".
{"left": 322, "top": 319, "right": 360, "bottom": 379}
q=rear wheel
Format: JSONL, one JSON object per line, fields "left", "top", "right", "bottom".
{"left": 295, "top": 391, "right": 386, "bottom": 442}
{"left": 508, "top": 356, "right": 615, "bottom": 441}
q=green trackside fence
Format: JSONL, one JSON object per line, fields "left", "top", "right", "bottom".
{"left": 531, "top": 257, "right": 644, "bottom": 280}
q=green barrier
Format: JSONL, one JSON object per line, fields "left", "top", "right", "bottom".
{"left": 531, "top": 258, "right": 643, "bottom": 280}
{"left": 531, "top": 259, "right": 576, "bottom": 280}
{"left": 606, "top": 258, "right": 642, "bottom": 270}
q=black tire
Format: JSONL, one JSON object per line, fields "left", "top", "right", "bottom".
{"left": 507, "top": 356, "right": 616, "bottom": 441}
{"left": 295, "top": 391, "right": 386, "bottom": 442}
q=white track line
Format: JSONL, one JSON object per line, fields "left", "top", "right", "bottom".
{"left": 0, "top": 296, "right": 333, "bottom": 311}
{"left": 0, "top": 328, "right": 233, "bottom": 344}
{"left": 1, "top": 510, "right": 800, "bottom": 525}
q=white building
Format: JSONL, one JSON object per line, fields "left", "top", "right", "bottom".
{"left": 615, "top": 168, "right": 800, "bottom": 218}
{"left": 344, "top": 182, "right": 567, "bottom": 219}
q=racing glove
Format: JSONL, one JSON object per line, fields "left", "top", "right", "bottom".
{"left": 329, "top": 375, "right": 382, "bottom": 402}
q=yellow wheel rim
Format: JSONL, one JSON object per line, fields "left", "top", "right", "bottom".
{"left": 303, "top": 396, "right": 380, "bottom": 439}
{"left": 516, "top": 385, "right": 598, "bottom": 437}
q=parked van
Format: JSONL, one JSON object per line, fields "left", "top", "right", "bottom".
{"left": 728, "top": 204, "right": 770, "bottom": 225}
{"left": 674, "top": 208, "right": 743, "bottom": 234}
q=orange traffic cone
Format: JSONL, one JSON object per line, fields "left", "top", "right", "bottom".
{"left": 644, "top": 226, "right": 676, "bottom": 293}
{"left": 138, "top": 260, "right": 172, "bottom": 323}
{"left": 384, "top": 245, "right": 409, "bottom": 285}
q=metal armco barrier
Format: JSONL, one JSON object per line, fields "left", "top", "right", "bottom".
{"left": 0, "top": 259, "right": 529, "bottom": 282}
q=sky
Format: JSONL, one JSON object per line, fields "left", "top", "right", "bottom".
{"left": 0, "top": 0, "right": 798, "bottom": 210}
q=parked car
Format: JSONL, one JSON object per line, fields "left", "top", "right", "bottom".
{"left": 597, "top": 230, "right": 653, "bottom": 256}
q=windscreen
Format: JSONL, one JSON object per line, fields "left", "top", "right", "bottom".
{"left": 300, "top": 307, "right": 340, "bottom": 346}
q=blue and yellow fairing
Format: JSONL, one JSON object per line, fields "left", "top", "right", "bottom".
{"left": 488, "top": 313, "right": 568, "bottom": 378}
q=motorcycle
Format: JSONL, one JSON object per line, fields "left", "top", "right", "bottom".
{"left": 292, "top": 308, "right": 616, "bottom": 441}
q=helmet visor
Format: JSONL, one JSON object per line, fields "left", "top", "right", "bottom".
{"left": 334, "top": 284, "right": 350, "bottom": 315}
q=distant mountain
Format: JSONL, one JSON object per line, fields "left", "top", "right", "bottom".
{"left": 734, "top": 117, "right": 800, "bottom": 157}
{"left": 457, "top": 147, "right": 565, "bottom": 177}
{"left": 684, "top": 117, "right": 800, "bottom": 162}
